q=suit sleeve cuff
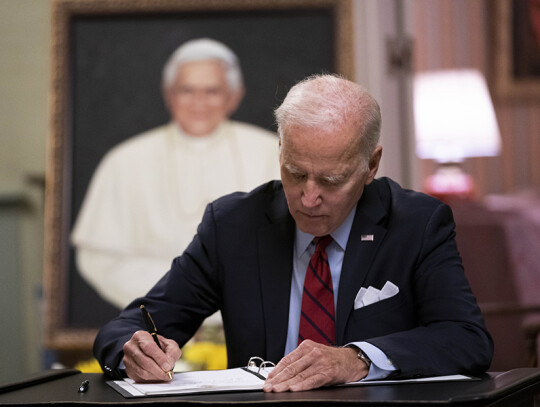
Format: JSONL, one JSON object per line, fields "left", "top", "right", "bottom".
{"left": 347, "top": 341, "right": 397, "bottom": 380}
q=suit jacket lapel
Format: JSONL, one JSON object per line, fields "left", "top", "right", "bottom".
{"left": 258, "top": 187, "right": 295, "bottom": 362}
{"left": 336, "top": 183, "right": 387, "bottom": 344}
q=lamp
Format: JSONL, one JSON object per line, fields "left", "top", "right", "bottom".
{"left": 413, "top": 69, "right": 502, "bottom": 202}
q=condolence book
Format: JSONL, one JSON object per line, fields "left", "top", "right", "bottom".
{"left": 109, "top": 358, "right": 273, "bottom": 397}
{"left": 108, "top": 357, "right": 475, "bottom": 398}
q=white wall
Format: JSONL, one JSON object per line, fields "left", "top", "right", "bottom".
{"left": 353, "top": 0, "right": 419, "bottom": 189}
{"left": 0, "top": 0, "right": 51, "bottom": 376}
{"left": 0, "top": 0, "right": 50, "bottom": 180}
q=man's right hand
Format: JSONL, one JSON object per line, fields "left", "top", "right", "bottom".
{"left": 122, "top": 330, "right": 181, "bottom": 382}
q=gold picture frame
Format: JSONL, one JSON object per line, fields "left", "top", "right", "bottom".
{"left": 44, "top": 0, "right": 354, "bottom": 353}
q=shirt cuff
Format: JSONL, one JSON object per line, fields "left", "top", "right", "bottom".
{"left": 347, "top": 341, "right": 397, "bottom": 380}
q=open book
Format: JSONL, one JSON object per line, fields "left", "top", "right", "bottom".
{"left": 109, "top": 357, "right": 275, "bottom": 397}
{"left": 108, "top": 356, "right": 475, "bottom": 398}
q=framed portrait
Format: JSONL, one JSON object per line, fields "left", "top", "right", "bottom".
{"left": 44, "top": 0, "right": 354, "bottom": 353}
{"left": 492, "top": 0, "right": 540, "bottom": 100}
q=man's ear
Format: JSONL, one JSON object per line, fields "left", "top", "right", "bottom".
{"left": 365, "top": 146, "right": 383, "bottom": 185}
{"left": 226, "top": 87, "right": 245, "bottom": 115}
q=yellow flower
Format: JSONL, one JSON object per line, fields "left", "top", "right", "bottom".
{"left": 182, "top": 342, "right": 227, "bottom": 370}
{"left": 74, "top": 358, "right": 103, "bottom": 373}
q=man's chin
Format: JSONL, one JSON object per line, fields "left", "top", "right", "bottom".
{"left": 296, "top": 219, "right": 332, "bottom": 237}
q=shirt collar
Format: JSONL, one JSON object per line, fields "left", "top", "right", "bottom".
{"left": 294, "top": 204, "right": 357, "bottom": 257}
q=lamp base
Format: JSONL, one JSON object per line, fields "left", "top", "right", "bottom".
{"left": 424, "top": 163, "right": 475, "bottom": 203}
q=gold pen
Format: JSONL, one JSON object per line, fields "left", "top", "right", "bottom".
{"left": 140, "top": 305, "right": 174, "bottom": 380}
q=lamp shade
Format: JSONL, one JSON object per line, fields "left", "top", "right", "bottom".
{"left": 413, "top": 69, "right": 502, "bottom": 163}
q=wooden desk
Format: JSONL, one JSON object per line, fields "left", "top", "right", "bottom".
{"left": 1, "top": 369, "right": 540, "bottom": 406}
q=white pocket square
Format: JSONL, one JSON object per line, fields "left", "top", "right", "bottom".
{"left": 354, "top": 281, "right": 399, "bottom": 310}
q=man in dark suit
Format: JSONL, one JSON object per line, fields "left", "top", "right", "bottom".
{"left": 93, "top": 74, "right": 493, "bottom": 391}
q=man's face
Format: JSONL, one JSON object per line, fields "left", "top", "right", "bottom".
{"left": 165, "top": 60, "right": 239, "bottom": 136}
{"left": 280, "top": 125, "right": 381, "bottom": 237}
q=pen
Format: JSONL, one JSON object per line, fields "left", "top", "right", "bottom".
{"left": 78, "top": 380, "right": 89, "bottom": 393}
{"left": 140, "top": 305, "right": 174, "bottom": 380}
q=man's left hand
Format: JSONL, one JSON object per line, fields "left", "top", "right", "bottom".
{"left": 262, "top": 340, "right": 369, "bottom": 392}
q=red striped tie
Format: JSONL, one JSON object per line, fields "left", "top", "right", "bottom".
{"left": 298, "top": 235, "right": 335, "bottom": 345}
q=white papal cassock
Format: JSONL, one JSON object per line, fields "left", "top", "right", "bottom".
{"left": 71, "top": 120, "right": 280, "bottom": 309}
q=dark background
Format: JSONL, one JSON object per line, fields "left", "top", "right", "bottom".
{"left": 67, "top": 9, "right": 336, "bottom": 327}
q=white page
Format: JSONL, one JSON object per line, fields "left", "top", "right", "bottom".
{"left": 121, "top": 366, "right": 272, "bottom": 396}
{"left": 113, "top": 368, "right": 474, "bottom": 397}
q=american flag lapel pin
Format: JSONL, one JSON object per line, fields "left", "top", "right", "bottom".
{"left": 361, "top": 234, "right": 374, "bottom": 242}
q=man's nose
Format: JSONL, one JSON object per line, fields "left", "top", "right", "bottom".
{"left": 301, "top": 181, "right": 321, "bottom": 208}
{"left": 192, "top": 90, "right": 208, "bottom": 104}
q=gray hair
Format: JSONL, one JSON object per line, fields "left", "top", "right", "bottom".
{"left": 274, "top": 75, "right": 381, "bottom": 166}
{"left": 161, "top": 38, "right": 244, "bottom": 92}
